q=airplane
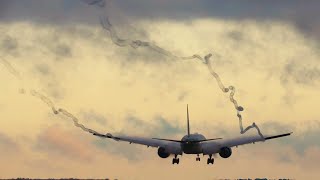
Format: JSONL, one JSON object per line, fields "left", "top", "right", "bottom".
{"left": 92, "top": 105, "right": 292, "bottom": 164}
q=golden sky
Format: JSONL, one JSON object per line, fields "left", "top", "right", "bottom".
{"left": 0, "top": 1, "right": 320, "bottom": 179}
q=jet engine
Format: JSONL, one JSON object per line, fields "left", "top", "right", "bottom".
{"left": 219, "top": 147, "right": 232, "bottom": 158}
{"left": 157, "top": 147, "right": 170, "bottom": 158}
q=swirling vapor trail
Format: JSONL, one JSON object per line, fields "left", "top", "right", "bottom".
{"left": 0, "top": 56, "right": 102, "bottom": 135}
{"left": 85, "top": 0, "right": 265, "bottom": 139}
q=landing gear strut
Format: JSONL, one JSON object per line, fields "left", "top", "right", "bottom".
{"left": 196, "top": 154, "right": 200, "bottom": 161}
{"left": 207, "top": 155, "right": 214, "bottom": 164}
{"left": 172, "top": 154, "right": 180, "bottom": 164}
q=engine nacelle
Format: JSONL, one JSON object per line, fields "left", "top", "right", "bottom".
{"left": 219, "top": 147, "right": 232, "bottom": 158}
{"left": 157, "top": 147, "right": 170, "bottom": 158}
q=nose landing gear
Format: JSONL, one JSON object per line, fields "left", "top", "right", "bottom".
{"left": 172, "top": 154, "right": 180, "bottom": 164}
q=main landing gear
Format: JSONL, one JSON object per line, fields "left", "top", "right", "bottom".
{"left": 172, "top": 154, "right": 180, "bottom": 164}
{"left": 196, "top": 154, "right": 200, "bottom": 161}
{"left": 207, "top": 155, "right": 214, "bottom": 164}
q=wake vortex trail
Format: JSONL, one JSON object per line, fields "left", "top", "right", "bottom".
{"left": 0, "top": 56, "right": 102, "bottom": 135}
{"left": 85, "top": 0, "right": 265, "bottom": 139}
{"left": 30, "top": 90, "right": 100, "bottom": 134}
{"left": 0, "top": 56, "right": 26, "bottom": 94}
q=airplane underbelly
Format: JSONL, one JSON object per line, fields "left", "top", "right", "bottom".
{"left": 182, "top": 144, "right": 202, "bottom": 154}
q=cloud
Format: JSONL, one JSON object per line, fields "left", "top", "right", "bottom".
{"left": 280, "top": 59, "right": 320, "bottom": 86}
{"left": 1, "top": 0, "right": 320, "bottom": 42}
{"left": 1, "top": 10, "right": 320, "bottom": 178}
{"left": 1, "top": 35, "right": 19, "bottom": 56}
{"left": 155, "top": 116, "right": 184, "bottom": 136}
{"left": 80, "top": 109, "right": 108, "bottom": 126}
{"left": 92, "top": 138, "right": 143, "bottom": 161}
{"left": 122, "top": 114, "right": 183, "bottom": 137}
{"left": 89, "top": 114, "right": 183, "bottom": 160}
{"left": 255, "top": 121, "right": 320, "bottom": 155}
{"left": 34, "top": 63, "right": 51, "bottom": 76}
{"left": 52, "top": 43, "right": 72, "bottom": 58}
{"left": 0, "top": 131, "right": 19, "bottom": 152}
{"left": 35, "top": 125, "right": 95, "bottom": 161}
{"left": 0, "top": 0, "right": 12, "bottom": 18}
{"left": 177, "top": 91, "right": 188, "bottom": 102}
{"left": 226, "top": 30, "right": 245, "bottom": 42}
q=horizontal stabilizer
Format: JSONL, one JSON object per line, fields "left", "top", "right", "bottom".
{"left": 152, "top": 138, "right": 182, "bottom": 143}
{"left": 195, "top": 138, "right": 222, "bottom": 142}
{"left": 152, "top": 137, "right": 222, "bottom": 143}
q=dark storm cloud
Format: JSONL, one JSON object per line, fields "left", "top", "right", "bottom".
{"left": 1, "top": 0, "right": 320, "bottom": 40}
{"left": 0, "top": 0, "right": 11, "bottom": 18}
{"left": 0, "top": 0, "right": 98, "bottom": 25}
{"left": 109, "top": 0, "right": 320, "bottom": 40}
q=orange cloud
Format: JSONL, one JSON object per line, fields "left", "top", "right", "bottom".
{"left": 36, "top": 125, "right": 95, "bottom": 161}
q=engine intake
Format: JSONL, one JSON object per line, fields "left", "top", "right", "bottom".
{"left": 219, "top": 147, "right": 232, "bottom": 158}
{"left": 158, "top": 147, "right": 170, "bottom": 158}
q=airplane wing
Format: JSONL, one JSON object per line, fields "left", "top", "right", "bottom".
{"left": 202, "top": 132, "right": 292, "bottom": 155}
{"left": 220, "top": 132, "right": 292, "bottom": 147}
{"left": 92, "top": 132, "right": 179, "bottom": 148}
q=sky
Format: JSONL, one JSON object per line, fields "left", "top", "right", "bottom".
{"left": 0, "top": 0, "right": 320, "bottom": 179}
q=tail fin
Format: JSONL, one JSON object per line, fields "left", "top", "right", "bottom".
{"left": 187, "top": 104, "right": 190, "bottom": 136}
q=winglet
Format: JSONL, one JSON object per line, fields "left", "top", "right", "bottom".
{"left": 265, "top": 132, "right": 292, "bottom": 140}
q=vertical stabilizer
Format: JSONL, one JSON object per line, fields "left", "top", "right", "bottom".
{"left": 187, "top": 104, "right": 190, "bottom": 136}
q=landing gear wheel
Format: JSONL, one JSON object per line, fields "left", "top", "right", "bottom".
{"left": 173, "top": 158, "right": 179, "bottom": 164}
{"left": 172, "top": 157, "right": 180, "bottom": 164}
{"left": 207, "top": 158, "right": 214, "bottom": 164}
{"left": 196, "top": 154, "right": 201, "bottom": 161}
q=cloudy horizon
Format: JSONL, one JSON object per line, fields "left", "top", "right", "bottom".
{"left": 0, "top": 1, "right": 319, "bottom": 179}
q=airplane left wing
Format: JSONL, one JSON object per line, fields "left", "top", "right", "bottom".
{"left": 220, "top": 132, "right": 292, "bottom": 147}
{"left": 92, "top": 132, "right": 178, "bottom": 148}
{"left": 202, "top": 132, "right": 292, "bottom": 155}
